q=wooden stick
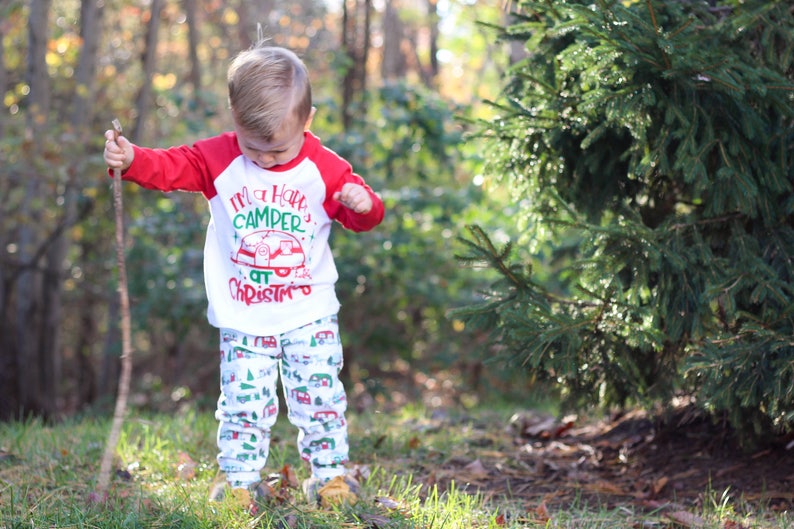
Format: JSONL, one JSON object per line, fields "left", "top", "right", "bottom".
{"left": 91, "top": 119, "right": 134, "bottom": 503}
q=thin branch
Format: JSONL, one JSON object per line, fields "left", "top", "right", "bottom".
{"left": 91, "top": 119, "right": 134, "bottom": 503}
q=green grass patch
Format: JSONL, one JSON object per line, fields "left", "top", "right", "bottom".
{"left": 0, "top": 402, "right": 790, "bottom": 528}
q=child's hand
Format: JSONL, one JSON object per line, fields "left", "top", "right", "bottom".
{"left": 103, "top": 129, "right": 134, "bottom": 171}
{"left": 333, "top": 183, "right": 373, "bottom": 214}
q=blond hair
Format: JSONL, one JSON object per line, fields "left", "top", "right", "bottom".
{"left": 227, "top": 45, "right": 312, "bottom": 140}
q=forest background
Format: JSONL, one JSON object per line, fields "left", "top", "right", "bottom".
{"left": 0, "top": 0, "right": 517, "bottom": 420}
{"left": 2, "top": 0, "right": 793, "bottom": 449}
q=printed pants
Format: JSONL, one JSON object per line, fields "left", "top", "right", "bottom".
{"left": 215, "top": 315, "right": 349, "bottom": 488}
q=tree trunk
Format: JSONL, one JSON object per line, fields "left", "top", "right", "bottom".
{"left": 26, "top": 0, "right": 51, "bottom": 134}
{"left": 16, "top": 0, "right": 53, "bottom": 417}
{"left": 71, "top": 0, "right": 103, "bottom": 127}
{"left": 381, "top": 0, "right": 407, "bottom": 81}
{"left": 183, "top": 0, "right": 202, "bottom": 96}
{"left": 0, "top": 6, "right": 6, "bottom": 141}
{"left": 38, "top": 0, "right": 103, "bottom": 415}
{"left": 235, "top": 0, "right": 253, "bottom": 50}
{"left": 0, "top": 5, "right": 9, "bottom": 419}
{"left": 426, "top": 0, "right": 439, "bottom": 81}
{"left": 341, "top": 0, "right": 370, "bottom": 130}
{"left": 131, "top": 0, "right": 164, "bottom": 143}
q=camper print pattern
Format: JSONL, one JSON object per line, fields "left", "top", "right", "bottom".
{"left": 216, "top": 315, "right": 349, "bottom": 487}
{"left": 227, "top": 183, "right": 316, "bottom": 307}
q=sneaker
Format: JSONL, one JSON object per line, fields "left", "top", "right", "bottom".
{"left": 303, "top": 475, "right": 360, "bottom": 508}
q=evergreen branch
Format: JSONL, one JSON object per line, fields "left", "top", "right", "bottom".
{"left": 667, "top": 16, "right": 694, "bottom": 39}
{"left": 668, "top": 212, "right": 742, "bottom": 231}
{"left": 646, "top": 0, "right": 670, "bottom": 69}
{"left": 458, "top": 225, "right": 525, "bottom": 288}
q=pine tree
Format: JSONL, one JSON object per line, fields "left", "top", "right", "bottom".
{"left": 456, "top": 0, "right": 794, "bottom": 438}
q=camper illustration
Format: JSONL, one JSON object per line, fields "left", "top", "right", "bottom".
{"left": 221, "top": 370, "right": 236, "bottom": 385}
{"left": 253, "top": 336, "right": 278, "bottom": 348}
{"left": 231, "top": 229, "right": 305, "bottom": 278}
{"left": 309, "top": 437, "right": 335, "bottom": 451}
{"left": 309, "top": 373, "right": 333, "bottom": 388}
{"left": 312, "top": 410, "right": 339, "bottom": 421}
{"left": 219, "top": 429, "right": 259, "bottom": 443}
{"left": 290, "top": 354, "right": 312, "bottom": 365}
{"left": 228, "top": 346, "right": 255, "bottom": 362}
{"left": 313, "top": 330, "right": 337, "bottom": 345}
{"left": 263, "top": 398, "right": 278, "bottom": 417}
{"left": 291, "top": 386, "right": 311, "bottom": 405}
{"left": 313, "top": 456, "right": 346, "bottom": 468}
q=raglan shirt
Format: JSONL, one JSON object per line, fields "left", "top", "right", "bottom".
{"left": 119, "top": 131, "right": 384, "bottom": 336}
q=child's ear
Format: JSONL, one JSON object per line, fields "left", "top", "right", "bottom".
{"left": 304, "top": 106, "right": 316, "bottom": 130}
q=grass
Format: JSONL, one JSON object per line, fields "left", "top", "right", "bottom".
{"left": 0, "top": 401, "right": 791, "bottom": 528}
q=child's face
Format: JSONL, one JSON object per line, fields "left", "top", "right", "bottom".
{"left": 233, "top": 117, "right": 306, "bottom": 170}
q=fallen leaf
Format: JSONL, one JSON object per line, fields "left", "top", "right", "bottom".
{"left": 652, "top": 476, "right": 669, "bottom": 495}
{"left": 532, "top": 502, "right": 550, "bottom": 524}
{"left": 349, "top": 463, "right": 372, "bottom": 483}
{"left": 666, "top": 510, "right": 705, "bottom": 528}
{"left": 462, "top": 458, "right": 489, "bottom": 480}
{"left": 374, "top": 496, "right": 402, "bottom": 510}
{"left": 715, "top": 464, "right": 744, "bottom": 477}
{"left": 360, "top": 512, "right": 395, "bottom": 528}
{"left": 554, "top": 420, "right": 576, "bottom": 438}
{"left": 318, "top": 475, "right": 358, "bottom": 507}
{"left": 256, "top": 481, "right": 278, "bottom": 501}
{"left": 280, "top": 463, "right": 299, "bottom": 488}
{"left": 375, "top": 495, "right": 411, "bottom": 517}
{"left": 590, "top": 480, "right": 627, "bottom": 495}
{"left": 176, "top": 451, "right": 196, "bottom": 481}
{"left": 510, "top": 411, "right": 559, "bottom": 438}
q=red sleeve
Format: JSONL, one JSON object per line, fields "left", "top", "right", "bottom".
{"left": 115, "top": 133, "right": 241, "bottom": 199}
{"left": 313, "top": 144, "right": 384, "bottom": 232}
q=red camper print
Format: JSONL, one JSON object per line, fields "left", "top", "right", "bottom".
{"left": 263, "top": 398, "right": 277, "bottom": 417}
{"left": 312, "top": 410, "right": 338, "bottom": 421}
{"left": 291, "top": 386, "right": 311, "bottom": 405}
{"left": 231, "top": 230, "right": 305, "bottom": 278}
{"left": 253, "top": 335, "right": 278, "bottom": 349}
{"left": 314, "top": 330, "right": 336, "bottom": 345}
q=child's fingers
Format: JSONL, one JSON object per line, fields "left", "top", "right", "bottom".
{"left": 334, "top": 186, "right": 371, "bottom": 213}
{"left": 103, "top": 132, "right": 128, "bottom": 169}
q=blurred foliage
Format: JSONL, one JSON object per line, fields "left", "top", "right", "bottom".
{"left": 454, "top": 0, "right": 794, "bottom": 440}
{"left": 1, "top": 0, "right": 516, "bottom": 415}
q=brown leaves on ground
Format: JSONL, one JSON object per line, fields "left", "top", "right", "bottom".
{"left": 176, "top": 451, "right": 197, "bottom": 480}
{"left": 388, "top": 405, "right": 794, "bottom": 521}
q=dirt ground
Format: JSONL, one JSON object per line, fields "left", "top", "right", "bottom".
{"left": 354, "top": 365, "right": 794, "bottom": 518}
{"left": 451, "top": 407, "right": 794, "bottom": 513}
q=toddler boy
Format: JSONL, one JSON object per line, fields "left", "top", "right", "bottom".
{"left": 103, "top": 44, "right": 384, "bottom": 509}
